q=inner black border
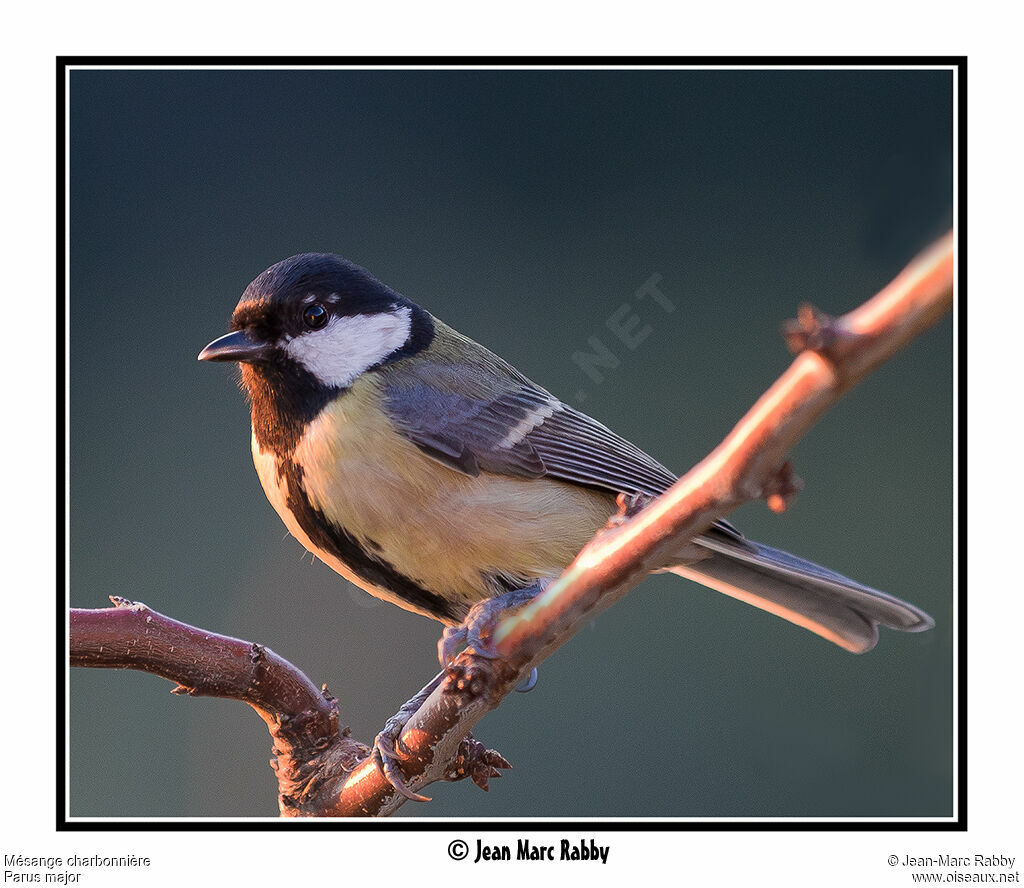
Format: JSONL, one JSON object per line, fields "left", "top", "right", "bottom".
{"left": 58, "top": 55, "right": 967, "bottom": 832}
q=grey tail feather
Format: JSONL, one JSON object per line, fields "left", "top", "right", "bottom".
{"left": 668, "top": 535, "right": 934, "bottom": 654}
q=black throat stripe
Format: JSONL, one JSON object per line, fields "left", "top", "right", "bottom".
{"left": 277, "top": 458, "right": 464, "bottom": 624}
{"left": 243, "top": 357, "right": 339, "bottom": 457}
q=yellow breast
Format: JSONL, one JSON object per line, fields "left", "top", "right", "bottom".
{"left": 252, "top": 374, "right": 616, "bottom": 623}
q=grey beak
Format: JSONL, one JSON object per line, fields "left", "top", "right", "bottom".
{"left": 198, "top": 329, "right": 270, "bottom": 363}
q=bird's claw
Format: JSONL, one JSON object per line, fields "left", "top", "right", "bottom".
{"left": 515, "top": 667, "right": 539, "bottom": 693}
{"left": 372, "top": 727, "right": 431, "bottom": 803}
{"left": 438, "top": 582, "right": 549, "bottom": 668}
{"left": 371, "top": 711, "right": 513, "bottom": 801}
{"left": 438, "top": 625, "right": 470, "bottom": 668}
{"left": 369, "top": 670, "right": 449, "bottom": 803}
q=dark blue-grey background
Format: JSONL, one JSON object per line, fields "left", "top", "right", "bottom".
{"left": 69, "top": 68, "right": 953, "bottom": 818}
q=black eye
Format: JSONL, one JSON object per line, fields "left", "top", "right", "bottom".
{"left": 302, "top": 303, "right": 329, "bottom": 330}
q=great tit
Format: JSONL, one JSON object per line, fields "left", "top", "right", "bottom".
{"left": 199, "top": 253, "right": 933, "bottom": 654}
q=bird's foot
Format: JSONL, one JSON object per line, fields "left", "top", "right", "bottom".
{"left": 440, "top": 631, "right": 537, "bottom": 692}
{"left": 438, "top": 581, "right": 548, "bottom": 666}
{"left": 374, "top": 586, "right": 544, "bottom": 801}
{"left": 372, "top": 724, "right": 428, "bottom": 802}
{"left": 371, "top": 669, "right": 514, "bottom": 802}
{"left": 371, "top": 670, "right": 446, "bottom": 802}
{"left": 438, "top": 582, "right": 546, "bottom": 694}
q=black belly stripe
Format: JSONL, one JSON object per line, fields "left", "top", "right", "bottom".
{"left": 277, "top": 458, "right": 464, "bottom": 623}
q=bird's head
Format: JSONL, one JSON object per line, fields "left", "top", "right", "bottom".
{"left": 199, "top": 253, "right": 434, "bottom": 390}
{"left": 199, "top": 253, "right": 435, "bottom": 453}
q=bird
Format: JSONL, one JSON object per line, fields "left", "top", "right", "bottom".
{"left": 199, "top": 252, "right": 934, "bottom": 657}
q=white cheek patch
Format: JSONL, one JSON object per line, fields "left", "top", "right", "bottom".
{"left": 285, "top": 307, "right": 412, "bottom": 388}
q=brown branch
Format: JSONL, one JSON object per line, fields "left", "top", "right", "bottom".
{"left": 71, "top": 598, "right": 508, "bottom": 815}
{"left": 71, "top": 598, "right": 359, "bottom": 814}
{"left": 69, "top": 230, "right": 954, "bottom": 816}
{"left": 494, "top": 230, "right": 955, "bottom": 661}
{"left": 330, "top": 229, "right": 954, "bottom": 814}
